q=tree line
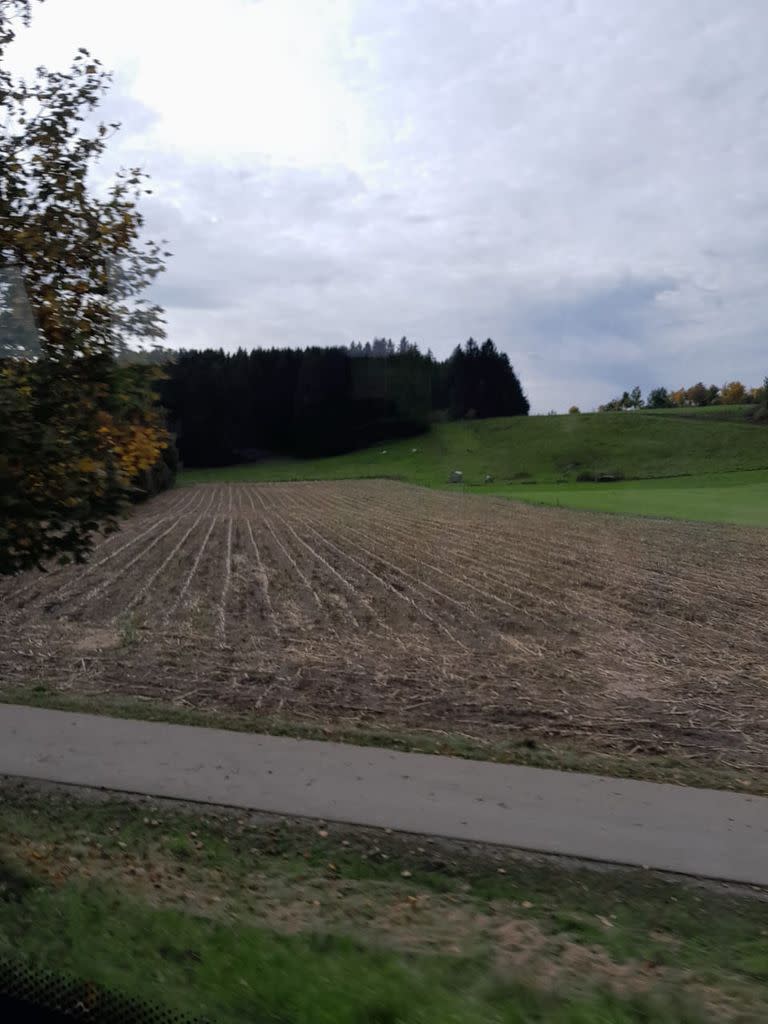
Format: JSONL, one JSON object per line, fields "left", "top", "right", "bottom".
{"left": 599, "top": 379, "right": 768, "bottom": 413}
{"left": 160, "top": 337, "right": 529, "bottom": 467}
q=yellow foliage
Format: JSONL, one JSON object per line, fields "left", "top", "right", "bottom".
{"left": 721, "top": 380, "right": 746, "bottom": 405}
{"left": 118, "top": 424, "right": 165, "bottom": 478}
{"left": 96, "top": 415, "right": 166, "bottom": 480}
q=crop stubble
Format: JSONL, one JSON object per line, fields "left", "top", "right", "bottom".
{"left": 1, "top": 480, "right": 767, "bottom": 770}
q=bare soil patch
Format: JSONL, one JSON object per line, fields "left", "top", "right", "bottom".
{"left": 2, "top": 480, "right": 767, "bottom": 776}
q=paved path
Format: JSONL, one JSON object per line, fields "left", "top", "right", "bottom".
{"left": 1, "top": 704, "right": 767, "bottom": 886}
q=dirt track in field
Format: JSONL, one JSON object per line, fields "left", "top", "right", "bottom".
{"left": 1, "top": 480, "right": 767, "bottom": 770}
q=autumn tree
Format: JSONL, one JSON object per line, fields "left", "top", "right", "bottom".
{"left": 720, "top": 380, "right": 747, "bottom": 405}
{"left": 0, "top": 0, "right": 171, "bottom": 573}
{"left": 684, "top": 382, "right": 709, "bottom": 407}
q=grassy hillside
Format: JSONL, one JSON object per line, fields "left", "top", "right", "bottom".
{"left": 179, "top": 412, "right": 768, "bottom": 525}
{"left": 181, "top": 411, "right": 768, "bottom": 484}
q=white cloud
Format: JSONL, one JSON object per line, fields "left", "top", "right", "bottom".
{"left": 10, "top": 0, "right": 768, "bottom": 409}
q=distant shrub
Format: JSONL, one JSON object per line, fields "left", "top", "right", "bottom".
{"left": 568, "top": 405, "right": 580, "bottom": 414}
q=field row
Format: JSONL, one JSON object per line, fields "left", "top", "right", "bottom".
{"left": 2, "top": 481, "right": 767, "bottom": 769}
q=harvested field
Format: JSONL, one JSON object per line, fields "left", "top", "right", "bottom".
{"left": 2, "top": 480, "right": 768, "bottom": 773}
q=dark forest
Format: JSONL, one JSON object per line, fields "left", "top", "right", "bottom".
{"left": 160, "top": 337, "right": 529, "bottom": 467}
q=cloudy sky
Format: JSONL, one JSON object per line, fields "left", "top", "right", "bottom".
{"left": 10, "top": 0, "right": 768, "bottom": 410}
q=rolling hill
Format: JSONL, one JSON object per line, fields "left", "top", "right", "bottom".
{"left": 179, "top": 411, "right": 768, "bottom": 526}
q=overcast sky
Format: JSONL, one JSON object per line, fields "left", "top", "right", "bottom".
{"left": 11, "top": 0, "right": 768, "bottom": 410}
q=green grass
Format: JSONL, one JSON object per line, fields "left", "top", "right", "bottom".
{"left": 1, "top": 782, "right": 766, "bottom": 1023}
{"left": 640, "top": 404, "right": 754, "bottom": 419}
{"left": 497, "top": 469, "right": 768, "bottom": 527}
{"left": 0, "top": 887, "right": 710, "bottom": 1024}
{"left": 178, "top": 412, "right": 768, "bottom": 526}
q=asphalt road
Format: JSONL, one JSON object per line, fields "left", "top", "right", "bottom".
{"left": 2, "top": 703, "right": 767, "bottom": 885}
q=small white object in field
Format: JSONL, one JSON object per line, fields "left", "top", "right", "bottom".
{"left": 411, "top": 448, "right": 418, "bottom": 453}
{"left": 484, "top": 474, "right": 494, "bottom": 483}
{"left": 381, "top": 449, "right": 388, "bottom": 454}
{"left": 449, "top": 469, "right": 463, "bottom": 483}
